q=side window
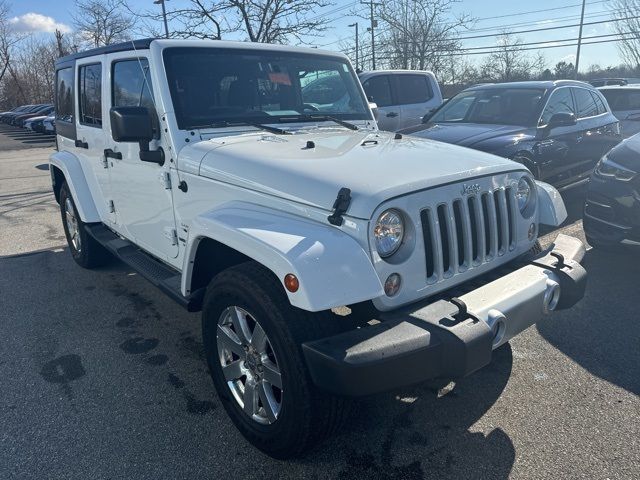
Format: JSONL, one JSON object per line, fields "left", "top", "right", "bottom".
{"left": 56, "top": 67, "right": 74, "bottom": 123}
{"left": 396, "top": 75, "right": 433, "bottom": 105}
{"left": 112, "top": 58, "right": 155, "bottom": 110}
{"left": 539, "top": 88, "right": 574, "bottom": 126}
{"left": 573, "top": 88, "right": 599, "bottom": 118}
{"left": 113, "top": 58, "right": 157, "bottom": 137}
{"left": 590, "top": 91, "right": 608, "bottom": 114}
{"left": 362, "top": 75, "right": 393, "bottom": 107}
{"left": 78, "top": 63, "right": 102, "bottom": 127}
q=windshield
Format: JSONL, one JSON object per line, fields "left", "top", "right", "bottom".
{"left": 430, "top": 88, "right": 546, "bottom": 126}
{"left": 600, "top": 89, "right": 640, "bottom": 110}
{"left": 163, "top": 47, "right": 371, "bottom": 130}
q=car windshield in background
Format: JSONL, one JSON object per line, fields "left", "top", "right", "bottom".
{"left": 600, "top": 89, "right": 640, "bottom": 110}
{"left": 430, "top": 88, "right": 546, "bottom": 126}
{"left": 163, "top": 48, "right": 371, "bottom": 130}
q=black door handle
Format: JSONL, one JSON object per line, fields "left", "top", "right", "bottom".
{"left": 386, "top": 112, "right": 399, "bottom": 118}
{"left": 75, "top": 139, "right": 89, "bottom": 149}
{"left": 104, "top": 148, "right": 122, "bottom": 160}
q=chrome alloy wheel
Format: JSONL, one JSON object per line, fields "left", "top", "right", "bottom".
{"left": 216, "top": 306, "right": 283, "bottom": 425}
{"left": 64, "top": 197, "right": 81, "bottom": 252}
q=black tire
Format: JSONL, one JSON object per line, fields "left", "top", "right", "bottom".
{"left": 59, "top": 181, "right": 110, "bottom": 268}
{"left": 202, "top": 262, "right": 350, "bottom": 458}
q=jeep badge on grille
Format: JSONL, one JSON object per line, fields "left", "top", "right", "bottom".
{"left": 461, "top": 183, "right": 482, "bottom": 195}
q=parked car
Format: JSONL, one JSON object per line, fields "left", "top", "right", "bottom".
{"left": 50, "top": 39, "right": 586, "bottom": 458}
{"left": 584, "top": 133, "right": 640, "bottom": 249}
{"left": 4, "top": 104, "right": 47, "bottom": 125}
{"left": 358, "top": 70, "right": 443, "bottom": 131}
{"left": 42, "top": 114, "right": 55, "bottom": 134}
{"left": 598, "top": 85, "right": 640, "bottom": 138}
{"left": 24, "top": 115, "right": 48, "bottom": 132}
{"left": 401, "top": 80, "right": 622, "bottom": 190}
{"left": 0, "top": 105, "right": 35, "bottom": 123}
{"left": 589, "top": 77, "right": 640, "bottom": 87}
{"left": 15, "top": 105, "right": 54, "bottom": 127}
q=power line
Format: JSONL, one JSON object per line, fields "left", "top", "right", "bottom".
{"left": 454, "top": 15, "right": 640, "bottom": 41}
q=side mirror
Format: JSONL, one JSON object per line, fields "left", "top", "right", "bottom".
{"left": 369, "top": 101, "right": 379, "bottom": 120}
{"left": 110, "top": 106, "right": 164, "bottom": 165}
{"left": 422, "top": 108, "right": 437, "bottom": 124}
{"left": 547, "top": 112, "right": 577, "bottom": 129}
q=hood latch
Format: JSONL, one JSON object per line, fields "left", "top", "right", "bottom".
{"left": 328, "top": 188, "right": 352, "bottom": 226}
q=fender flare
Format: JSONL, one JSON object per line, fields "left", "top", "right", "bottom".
{"left": 535, "top": 180, "right": 567, "bottom": 227}
{"left": 183, "top": 202, "right": 384, "bottom": 312}
{"left": 49, "top": 150, "right": 100, "bottom": 223}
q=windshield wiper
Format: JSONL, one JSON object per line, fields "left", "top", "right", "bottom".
{"left": 281, "top": 114, "right": 359, "bottom": 131}
{"left": 191, "top": 120, "right": 292, "bottom": 135}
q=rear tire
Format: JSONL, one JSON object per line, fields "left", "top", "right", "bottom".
{"left": 59, "top": 181, "right": 110, "bottom": 268}
{"left": 202, "top": 262, "right": 350, "bottom": 458}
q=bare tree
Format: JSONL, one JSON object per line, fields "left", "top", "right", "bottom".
{"left": 73, "top": 0, "right": 136, "bottom": 48}
{"left": 0, "top": 0, "right": 25, "bottom": 87}
{"left": 125, "top": 0, "right": 333, "bottom": 44}
{"left": 374, "top": 0, "right": 473, "bottom": 73}
{"left": 611, "top": 0, "right": 640, "bottom": 68}
{"left": 478, "top": 32, "right": 546, "bottom": 82}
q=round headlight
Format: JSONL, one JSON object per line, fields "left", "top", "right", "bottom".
{"left": 374, "top": 209, "right": 404, "bottom": 258}
{"left": 516, "top": 177, "right": 534, "bottom": 215}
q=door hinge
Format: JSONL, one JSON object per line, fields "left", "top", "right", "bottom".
{"left": 160, "top": 171, "right": 171, "bottom": 190}
{"left": 108, "top": 200, "right": 115, "bottom": 213}
{"left": 163, "top": 227, "right": 178, "bottom": 246}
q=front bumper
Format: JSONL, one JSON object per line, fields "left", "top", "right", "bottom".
{"left": 302, "top": 234, "right": 587, "bottom": 396}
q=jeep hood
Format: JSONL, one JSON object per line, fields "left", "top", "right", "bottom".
{"left": 191, "top": 129, "right": 525, "bottom": 219}
{"left": 412, "top": 123, "right": 528, "bottom": 148}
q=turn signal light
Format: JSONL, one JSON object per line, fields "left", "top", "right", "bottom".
{"left": 284, "top": 274, "right": 299, "bottom": 293}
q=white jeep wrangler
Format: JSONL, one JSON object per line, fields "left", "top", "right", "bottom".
{"left": 50, "top": 39, "right": 587, "bottom": 458}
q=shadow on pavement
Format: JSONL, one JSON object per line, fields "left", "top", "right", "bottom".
{"left": 537, "top": 249, "right": 640, "bottom": 395}
{"left": 304, "top": 345, "right": 515, "bottom": 480}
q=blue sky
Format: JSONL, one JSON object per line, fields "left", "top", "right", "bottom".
{"left": 11, "top": 0, "right": 623, "bottom": 71}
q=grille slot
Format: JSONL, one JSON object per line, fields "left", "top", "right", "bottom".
{"left": 421, "top": 187, "right": 516, "bottom": 282}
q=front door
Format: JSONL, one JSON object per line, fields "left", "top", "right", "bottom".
{"left": 104, "top": 54, "right": 178, "bottom": 261}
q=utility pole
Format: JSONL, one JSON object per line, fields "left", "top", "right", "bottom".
{"left": 574, "top": 0, "right": 586, "bottom": 79}
{"left": 154, "top": 0, "right": 170, "bottom": 39}
{"left": 362, "top": 1, "right": 380, "bottom": 70}
{"left": 348, "top": 23, "right": 359, "bottom": 71}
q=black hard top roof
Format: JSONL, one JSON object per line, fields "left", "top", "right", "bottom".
{"left": 55, "top": 38, "right": 156, "bottom": 69}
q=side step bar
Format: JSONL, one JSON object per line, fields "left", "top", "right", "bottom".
{"left": 85, "top": 224, "right": 204, "bottom": 312}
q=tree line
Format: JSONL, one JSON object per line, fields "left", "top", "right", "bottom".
{"left": 3, "top": 0, "right": 640, "bottom": 109}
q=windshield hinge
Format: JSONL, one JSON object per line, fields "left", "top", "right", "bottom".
{"left": 327, "top": 187, "right": 351, "bottom": 226}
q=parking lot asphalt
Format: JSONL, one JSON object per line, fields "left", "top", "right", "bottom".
{"left": 0, "top": 124, "right": 56, "bottom": 152}
{"left": 0, "top": 144, "right": 638, "bottom": 480}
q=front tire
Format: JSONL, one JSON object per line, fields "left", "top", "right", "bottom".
{"left": 202, "top": 262, "right": 349, "bottom": 458}
{"left": 59, "top": 181, "right": 110, "bottom": 268}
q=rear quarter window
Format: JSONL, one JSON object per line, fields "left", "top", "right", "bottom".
{"left": 56, "top": 67, "right": 74, "bottom": 123}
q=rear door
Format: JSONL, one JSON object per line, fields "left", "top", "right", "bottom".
{"left": 74, "top": 58, "right": 114, "bottom": 223}
{"left": 571, "top": 87, "right": 609, "bottom": 181}
{"left": 361, "top": 74, "right": 399, "bottom": 131}
{"left": 394, "top": 74, "right": 440, "bottom": 130}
